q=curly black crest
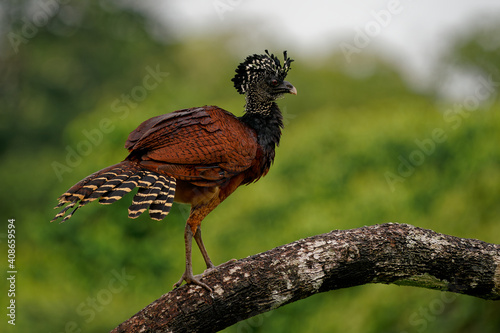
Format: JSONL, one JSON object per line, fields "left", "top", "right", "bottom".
{"left": 232, "top": 50, "right": 294, "bottom": 95}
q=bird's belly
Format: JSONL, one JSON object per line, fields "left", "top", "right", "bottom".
{"left": 174, "top": 180, "right": 220, "bottom": 207}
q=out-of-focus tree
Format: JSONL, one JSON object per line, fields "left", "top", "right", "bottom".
{"left": 437, "top": 18, "right": 500, "bottom": 96}
{"left": 454, "top": 21, "right": 500, "bottom": 80}
{"left": 0, "top": 0, "right": 168, "bottom": 156}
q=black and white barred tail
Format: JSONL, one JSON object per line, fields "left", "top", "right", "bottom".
{"left": 51, "top": 161, "right": 176, "bottom": 223}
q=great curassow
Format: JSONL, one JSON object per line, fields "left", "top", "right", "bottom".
{"left": 51, "top": 50, "right": 296, "bottom": 291}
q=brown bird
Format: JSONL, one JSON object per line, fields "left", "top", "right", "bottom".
{"left": 51, "top": 50, "right": 296, "bottom": 290}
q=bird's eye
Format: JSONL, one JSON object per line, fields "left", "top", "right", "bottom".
{"left": 270, "top": 79, "right": 279, "bottom": 86}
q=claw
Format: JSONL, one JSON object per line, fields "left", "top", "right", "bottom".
{"left": 173, "top": 270, "right": 213, "bottom": 292}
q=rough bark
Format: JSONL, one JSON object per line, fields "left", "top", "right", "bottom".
{"left": 112, "top": 223, "right": 500, "bottom": 333}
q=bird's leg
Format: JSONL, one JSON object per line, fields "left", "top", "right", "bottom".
{"left": 173, "top": 224, "right": 212, "bottom": 292}
{"left": 193, "top": 226, "right": 215, "bottom": 270}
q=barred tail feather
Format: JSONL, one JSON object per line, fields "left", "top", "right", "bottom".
{"left": 128, "top": 174, "right": 162, "bottom": 219}
{"left": 149, "top": 177, "right": 176, "bottom": 220}
{"left": 99, "top": 173, "right": 142, "bottom": 205}
{"left": 51, "top": 161, "right": 176, "bottom": 223}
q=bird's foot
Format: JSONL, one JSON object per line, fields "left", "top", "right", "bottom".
{"left": 172, "top": 259, "right": 238, "bottom": 292}
{"left": 173, "top": 270, "right": 213, "bottom": 292}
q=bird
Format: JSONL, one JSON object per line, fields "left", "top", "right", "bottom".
{"left": 51, "top": 50, "right": 297, "bottom": 291}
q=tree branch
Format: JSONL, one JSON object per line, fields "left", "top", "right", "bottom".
{"left": 112, "top": 223, "right": 500, "bottom": 333}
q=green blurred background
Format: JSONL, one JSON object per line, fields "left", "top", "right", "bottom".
{"left": 1, "top": 1, "right": 500, "bottom": 332}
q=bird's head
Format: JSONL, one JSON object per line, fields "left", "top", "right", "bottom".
{"left": 232, "top": 50, "right": 297, "bottom": 101}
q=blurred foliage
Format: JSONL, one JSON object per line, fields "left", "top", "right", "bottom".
{"left": 443, "top": 18, "right": 500, "bottom": 82}
{"left": 1, "top": 2, "right": 499, "bottom": 333}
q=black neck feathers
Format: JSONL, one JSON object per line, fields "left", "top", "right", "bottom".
{"left": 240, "top": 101, "right": 284, "bottom": 154}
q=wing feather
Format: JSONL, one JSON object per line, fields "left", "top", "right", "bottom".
{"left": 125, "top": 106, "right": 257, "bottom": 185}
